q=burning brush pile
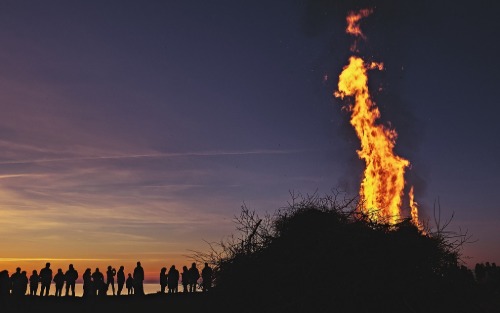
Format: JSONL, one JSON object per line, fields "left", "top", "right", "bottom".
{"left": 201, "top": 193, "right": 475, "bottom": 313}
{"left": 195, "top": 9, "right": 481, "bottom": 313}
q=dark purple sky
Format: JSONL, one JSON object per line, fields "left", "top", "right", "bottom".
{"left": 0, "top": 0, "right": 499, "bottom": 271}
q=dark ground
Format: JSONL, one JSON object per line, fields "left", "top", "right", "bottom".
{"left": 2, "top": 291, "right": 500, "bottom": 313}
{"left": 1, "top": 293, "right": 217, "bottom": 313}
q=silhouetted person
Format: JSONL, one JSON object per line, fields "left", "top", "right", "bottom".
{"left": 64, "top": 264, "right": 78, "bottom": 297}
{"left": 106, "top": 266, "right": 116, "bottom": 295}
{"left": 92, "top": 268, "right": 105, "bottom": 296}
{"left": 10, "top": 267, "right": 22, "bottom": 296}
{"left": 168, "top": 265, "right": 179, "bottom": 293}
{"left": 201, "top": 263, "right": 213, "bottom": 292}
{"left": 83, "top": 268, "right": 93, "bottom": 297}
{"left": 188, "top": 263, "right": 200, "bottom": 292}
{"left": 53, "top": 269, "right": 65, "bottom": 297}
{"left": 29, "top": 270, "right": 39, "bottom": 296}
{"left": 475, "top": 263, "right": 484, "bottom": 283}
{"left": 491, "top": 263, "right": 500, "bottom": 290}
{"left": 39, "top": 262, "right": 52, "bottom": 296}
{"left": 126, "top": 274, "right": 134, "bottom": 295}
{"left": 0, "top": 270, "right": 9, "bottom": 299}
{"left": 21, "top": 271, "right": 28, "bottom": 296}
{"left": 133, "top": 262, "right": 144, "bottom": 295}
{"left": 160, "top": 267, "right": 167, "bottom": 294}
{"left": 117, "top": 266, "right": 125, "bottom": 296}
{"left": 181, "top": 266, "right": 189, "bottom": 293}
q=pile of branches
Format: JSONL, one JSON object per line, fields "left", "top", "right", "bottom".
{"left": 193, "top": 191, "right": 476, "bottom": 313}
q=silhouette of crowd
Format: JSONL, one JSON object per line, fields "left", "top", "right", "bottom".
{"left": 475, "top": 262, "right": 500, "bottom": 292}
{"left": 0, "top": 261, "right": 213, "bottom": 298}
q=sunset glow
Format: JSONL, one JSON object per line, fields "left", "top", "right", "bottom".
{"left": 0, "top": 2, "right": 499, "bottom": 280}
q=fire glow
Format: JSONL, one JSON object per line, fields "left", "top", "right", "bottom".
{"left": 335, "top": 9, "right": 422, "bottom": 227}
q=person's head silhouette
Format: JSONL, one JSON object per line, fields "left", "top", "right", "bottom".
{"left": 69, "top": 264, "right": 74, "bottom": 270}
{"left": 46, "top": 262, "right": 50, "bottom": 268}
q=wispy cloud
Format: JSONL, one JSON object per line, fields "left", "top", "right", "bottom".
{"left": 0, "top": 174, "right": 46, "bottom": 179}
{"left": 0, "top": 149, "right": 303, "bottom": 165}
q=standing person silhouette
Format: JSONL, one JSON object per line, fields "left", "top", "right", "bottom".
{"left": 20, "top": 271, "right": 28, "bottom": 296}
{"left": 181, "top": 266, "right": 189, "bottom": 293}
{"left": 168, "top": 265, "right": 179, "bottom": 293}
{"left": 106, "top": 266, "right": 116, "bottom": 295}
{"left": 188, "top": 263, "right": 200, "bottom": 293}
{"left": 116, "top": 266, "right": 125, "bottom": 296}
{"left": 64, "top": 264, "right": 78, "bottom": 297}
{"left": 92, "top": 268, "right": 105, "bottom": 296}
{"left": 201, "top": 263, "right": 213, "bottom": 292}
{"left": 53, "top": 269, "right": 65, "bottom": 297}
{"left": 126, "top": 273, "right": 134, "bottom": 295}
{"left": 133, "top": 262, "right": 144, "bottom": 296}
{"left": 82, "top": 268, "right": 93, "bottom": 297}
{"left": 10, "top": 267, "right": 22, "bottom": 296}
{"left": 39, "top": 263, "right": 53, "bottom": 296}
{"left": 159, "top": 267, "right": 167, "bottom": 294}
{"left": 29, "top": 270, "right": 39, "bottom": 296}
{"left": 0, "top": 270, "right": 9, "bottom": 299}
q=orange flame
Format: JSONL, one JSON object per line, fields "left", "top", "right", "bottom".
{"left": 346, "top": 9, "right": 373, "bottom": 51}
{"left": 335, "top": 56, "right": 409, "bottom": 224}
{"left": 334, "top": 8, "right": 424, "bottom": 226}
{"left": 346, "top": 9, "right": 373, "bottom": 38}
{"left": 409, "top": 186, "right": 424, "bottom": 231}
